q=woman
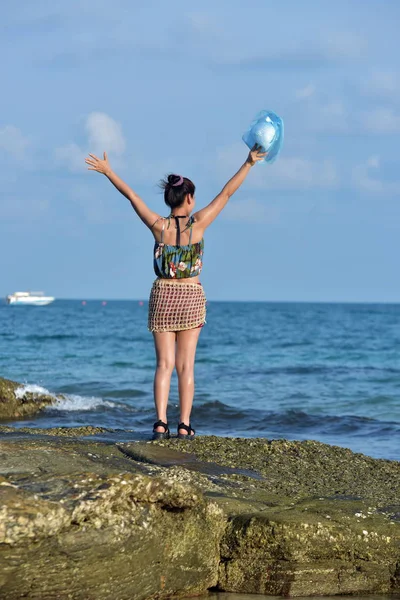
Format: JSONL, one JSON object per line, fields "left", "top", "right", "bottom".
{"left": 85, "top": 144, "right": 266, "bottom": 440}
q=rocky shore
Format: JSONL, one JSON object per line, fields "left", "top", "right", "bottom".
{"left": 0, "top": 377, "right": 399, "bottom": 599}
{"left": 0, "top": 376, "right": 58, "bottom": 419}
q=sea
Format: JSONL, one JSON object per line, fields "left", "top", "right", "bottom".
{"left": 1, "top": 299, "right": 399, "bottom": 461}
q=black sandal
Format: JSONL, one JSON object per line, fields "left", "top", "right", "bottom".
{"left": 177, "top": 423, "right": 195, "bottom": 440}
{"left": 152, "top": 420, "right": 170, "bottom": 441}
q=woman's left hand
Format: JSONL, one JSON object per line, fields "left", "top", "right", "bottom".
{"left": 246, "top": 144, "right": 267, "bottom": 166}
{"left": 85, "top": 152, "right": 111, "bottom": 176}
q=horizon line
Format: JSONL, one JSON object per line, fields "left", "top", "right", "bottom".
{"left": 6, "top": 298, "right": 399, "bottom": 305}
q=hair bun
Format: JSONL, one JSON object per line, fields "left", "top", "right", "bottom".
{"left": 159, "top": 174, "right": 195, "bottom": 209}
{"left": 168, "top": 174, "right": 183, "bottom": 187}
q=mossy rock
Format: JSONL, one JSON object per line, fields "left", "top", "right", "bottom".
{"left": 0, "top": 427, "right": 399, "bottom": 598}
{"left": 0, "top": 437, "right": 225, "bottom": 599}
{"left": 0, "top": 377, "right": 57, "bottom": 419}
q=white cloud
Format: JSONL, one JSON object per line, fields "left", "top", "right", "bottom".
{"left": 0, "top": 125, "right": 29, "bottom": 159}
{"left": 85, "top": 112, "right": 126, "bottom": 155}
{"left": 206, "top": 27, "right": 368, "bottom": 69}
{"left": 361, "top": 71, "right": 400, "bottom": 98}
{"left": 216, "top": 143, "right": 338, "bottom": 191}
{"left": 55, "top": 112, "right": 126, "bottom": 173}
{"left": 319, "top": 101, "right": 346, "bottom": 119}
{"left": 54, "top": 142, "right": 86, "bottom": 173}
{"left": 352, "top": 161, "right": 383, "bottom": 194}
{"left": 366, "top": 155, "right": 380, "bottom": 169}
{"left": 292, "top": 88, "right": 350, "bottom": 135}
{"left": 187, "top": 12, "right": 222, "bottom": 37}
{"left": 293, "top": 85, "right": 400, "bottom": 137}
{"left": 352, "top": 156, "right": 400, "bottom": 195}
{"left": 358, "top": 108, "right": 400, "bottom": 134}
{"left": 313, "top": 101, "right": 349, "bottom": 135}
{"left": 324, "top": 32, "right": 366, "bottom": 60}
{"left": 264, "top": 157, "right": 338, "bottom": 190}
{"left": 296, "top": 84, "right": 316, "bottom": 100}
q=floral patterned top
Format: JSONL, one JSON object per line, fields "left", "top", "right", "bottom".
{"left": 153, "top": 215, "right": 204, "bottom": 279}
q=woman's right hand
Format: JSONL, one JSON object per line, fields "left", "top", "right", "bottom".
{"left": 246, "top": 144, "right": 267, "bottom": 166}
{"left": 85, "top": 151, "right": 112, "bottom": 176}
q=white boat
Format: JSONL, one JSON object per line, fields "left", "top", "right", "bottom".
{"left": 6, "top": 291, "right": 55, "bottom": 306}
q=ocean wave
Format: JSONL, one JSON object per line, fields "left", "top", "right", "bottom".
{"left": 248, "top": 365, "right": 356, "bottom": 376}
{"left": 196, "top": 356, "right": 224, "bottom": 364}
{"left": 194, "top": 403, "right": 400, "bottom": 437}
{"left": 14, "top": 383, "right": 115, "bottom": 412}
{"left": 25, "top": 334, "right": 79, "bottom": 341}
{"left": 51, "top": 394, "right": 115, "bottom": 412}
{"left": 105, "top": 388, "right": 147, "bottom": 399}
{"left": 264, "top": 409, "right": 372, "bottom": 432}
{"left": 15, "top": 383, "right": 53, "bottom": 399}
{"left": 57, "top": 382, "right": 148, "bottom": 400}
{"left": 195, "top": 400, "right": 248, "bottom": 422}
{"left": 245, "top": 365, "right": 400, "bottom": 378}
{"left": 110, "top": 361, "right": 134, "bottom": 368}
{"left": 275, "top": 341, "right": 313, "bottom": 348}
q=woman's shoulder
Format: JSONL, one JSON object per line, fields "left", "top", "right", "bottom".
{"left": 151, "top": 215, "right": 171, "bottom": 232}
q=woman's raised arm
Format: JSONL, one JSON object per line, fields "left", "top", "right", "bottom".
{"left": 194, "top": 145, "right": 266, "bottom": 230}
{"left": 85, "top": 152, "right": 159, "bottom": 228}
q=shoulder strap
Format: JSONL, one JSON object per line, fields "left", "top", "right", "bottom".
{"left": 181, "top": 216, "right": 194, "bottom": 244}
{"left": 188, "top": 216, "right": 195, "bottom": 244}
{"left": 160, "top": 218, "right": 165, "bottom": 243}
{"left": 175, "top": 217, "right": 181, "bottom": 246}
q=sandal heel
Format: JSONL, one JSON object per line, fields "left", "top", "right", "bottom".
{"left": 152, "top": 431, "right": 170, "bottom": 440}
{"left": 152, "top": 420, "right": 170, "bottom": 441}
{"left": 177, "top": 422, "right": 195, "bottom": 440}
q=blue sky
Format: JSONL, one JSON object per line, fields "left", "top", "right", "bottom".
{"left": 1, "top": 0, "right": 400, "bottom": 301}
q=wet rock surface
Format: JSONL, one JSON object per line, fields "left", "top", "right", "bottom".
{"left": 0, "top": 433, "right": 225, "bottom": 600}
{"left": 0, "top": 428, "right": 399, "bottom": 599}
{"left": 0, "top": 377, "right": 58, "bottom": 419}
{"left": 150, "top": 436, "right": 400, "bottom": 505}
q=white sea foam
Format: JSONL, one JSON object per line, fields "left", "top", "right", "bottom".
{"left": 15, "top": 384, "right": 53, "bottom": 400}
{"left": 15, "top": 384, "right": 114, "bottom": 412}
{"left": 51, "top": 394, "right": 115, "bottom": 412}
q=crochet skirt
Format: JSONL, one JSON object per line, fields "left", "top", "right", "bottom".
{"left": 148, "top": 279, "right": 206, "bottom": 332}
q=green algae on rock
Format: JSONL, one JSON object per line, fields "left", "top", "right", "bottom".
{"left": 0, "top": 424, "right": 109, "bottom": 436}
{"left": 218, "top": 505, "right": 399, "bottom": 596}
{"left": 0, "top": 436, "right": 225, "bottom": 600}
{"left": 0, "top": 377, "right": 57, "bottom": 419}
{"left": 153, "top": 436, "right": 400, "bottom": 505}
{"left": 0, "top": 429, "right": 399, "bottom": 599}
{"left": 143, "top": 436, "right": 400, "bottom": 596}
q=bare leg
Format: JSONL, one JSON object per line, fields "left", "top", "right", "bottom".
{"left": 175, "top": 327, "right": 202, "bottom": 435}
{"left": 153, "top": 331, "right": 176, "bottom": 432}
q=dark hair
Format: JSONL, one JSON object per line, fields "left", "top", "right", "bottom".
{"left": 159, "top": 174, "right": 196, "bottom": 209}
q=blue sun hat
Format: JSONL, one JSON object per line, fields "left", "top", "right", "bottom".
{"left": 242, "top": 110, "right": 284, "bottom": 164}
